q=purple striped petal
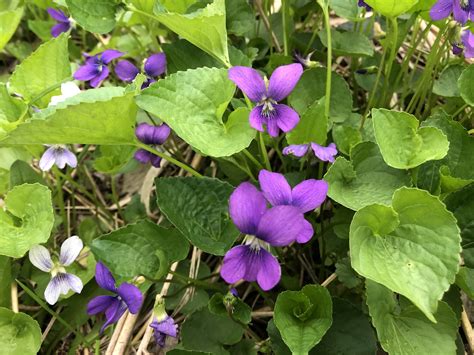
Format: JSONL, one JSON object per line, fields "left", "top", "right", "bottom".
{"left": 95, "top": 262, "right": 117, "bottom": 292}
{"left": 453, "top": 0, "right": 469, "bottom": 24}
{"left": 296, "top": 218, "right": 314, "bottom": 244}
{"left": 430, "top": 0, "right": 453, "bottom": 20}
{"left": 65, "top": 273, "right": 83, "bottom": 293}
{"left": 144, "top": 53, "right": 167, "bottom": 77}
{"left": 150, "top": 316, "right": 177, "bottom": 338}
{"left": 268, "top": 63, "right": 303, "bottom": 101}
{"left": 463, "top": 30, "right": 474, "bottom": 57}
{"left": 229, "top": 182, "right": 267, "bottom": 235}
{"left": 228, "top": 66, "right": 266, "bottom": 103}
{"left": 135, "top": 123, "right": 170, "bottom": 145}
{"left": 115, "top": 60, "right": 139, "bottom": 82}
{"left": 44, "top": 277, "right": 62, "bottom": 305}
{"left": 256, "top": 248, "right": 281, "bottom": 290}
{"left": 291, "top": 179, "right": 328, "bottom": 213}
{"left": 117, "top": 283, "right": 143, "bottom": 314}
{"left": 249, "top": 105, "right": 266, "bottom": 132}
{"left": 267, "top": 118, "right": 280, "bottom": 137}
{"left": 220, "top": 245, "right": 248, "bottom": 284}
{"left": 100, "top": 49, "right": 124, "bottom": 64}
{"left": 74, "top": 62, "right": 101, "bottom": 81}
{"left": 311, "top": 142, "right": 338, "bottom": 163}
{"left": 134, "top": 149, "right": 152, "bottom": 164}
{"left": 274, "top": 104, "right": 300, "bottom": 133}
{"left": 258, "top": 170, "right": 292, "bottom": 207}
{"left": 87, "top": 295, "right": 116, "bottom": 315}
{"left": 54, "top": 147, "right": 77, "bottom": 169}
{"left": 282, "top": 144, "right": 310, "bottom": 157}
{"left": 89, "top": 66, "right": 110, "bottom": 88}
{"left": 39, "top": 146, "right": 58, "bottom": 171}
{"left": 257, "top": 206, "right": 310, "bottom": 246}
{"left": 51, "top": 22, "right": 70, "bottom": 38}
{"left": 44, "top": 273, "right": 83, "bottom": 305}
{"left": 59, "top": 236, "right": 83, "bottom": 266}
{"left": 29, "top": 245, "right": 53, "bottom": 272}
{"left": 47, "top": 8, "right": 69, "bottom": 22}
{"left": 102, "top": 299, "right": 127, "bottom": 333}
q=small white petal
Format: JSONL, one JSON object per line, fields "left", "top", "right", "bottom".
{"left": 39, "top": 147, "right": 58, "bottom": 171}
{"left": 29, "top": 245, "right": 53, "bottom": 272}
{"left": 44, "top": 277, "right": 61, "bottom": 305}
{"left": 59, "top": 236, "right": 83, "bottom": 266}
{"left": 65, "top": 273, "right": 83, "bottom": 294}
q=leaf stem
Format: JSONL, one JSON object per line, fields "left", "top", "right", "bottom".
{"left": 282, "top": 0, "right": 289, "bottom": 56}
{"left": 135, "top": 142, "right": 203, "bottom": 178}
{"left": 320, "top": 3, "right": 332, "bottom": 119}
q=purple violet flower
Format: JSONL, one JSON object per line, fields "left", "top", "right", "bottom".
{"left": 115, "top": 53, "right": 167, "bottom": 88}
{"left": 228, "top": 63, "right": 303, "bottom": 137}
{"left": 87, "top": 262, "right": 143, "bottom": 332}
{"left": 39, "top": 145, "right": 77, "bottom": 171}
{"left": 294, "top": 51, "right": 318, "bottom": 68}
{"left": 358, "top": 0, "right": 372, "bottom": 11}
{"left": 430, "top": 0, "right": 473, "bottom": 24}
{"left": 74, "top": 50, "right": 124, "bottom": 88}
{"left": 29, "top": 236, "right": 84, "bottom": 305}
{"left": 47, "top": 8, "right": 72, "bottom": 37}
{"left": 134, "top": 123, "right": 171, "bottom": 168}
{"left": 220, "top": 182, "right": 313, "bottom": 290}
{"left": 150, "top": 315, "right": 178, "bottom": 348}
{"left": 283, "top": 142, "right": 338, "bottom": 163}
{"left": 258, "top": 170, "right": 328, "bottom": 216}
{"left": 462, "top": 29, "right": 474, "bottom": 57}
{"left": 452, "top": 42, "right": 464, "bottom": 55}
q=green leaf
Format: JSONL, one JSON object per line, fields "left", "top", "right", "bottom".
{"left": 0, "top": 257, "right": 11, "bottom": 307}
{"left": 1, "top": 87, "right": 137, "bottom": 145}
{"left": 286, "top": 97, "right": 327, "bottom": 145}
{"left": 433, "top": 64, "right": 464, "bottom": 98}
{"left": 366, "top": 280, "right": 458, "bottom": 355}
{"left": 456, "top": 267, "right": 474, "bottom": 299}
{"left": 225, "top": 0, "right": 254, "bottom": 36}
{"left": 181, "top": 308, "right": 244, "bottom": 354}
{"left": 319, "top": 29, "right": 374, "bottom": 57}
{"left": 372, "top": 108, "right": 449, "bottom": 169}
{"left": 324, "top": 142, "right": 411, "bottom": 211}
{"left": 208, "top": 292, "right": 252, "bottom": 324}
{"left": 350, "top": 187, "right": 461, "bottom": 321}
{"left": 0, "top": 7, "right": 23, "bottom": 51}
{"left": 155, "top": 176, "right": 239, "bottom": 255}
{"left": 93, "top": 145, "right": 135, "bottom": 174}
{"left": 0, "top": 307, "right": 42, "bottom": 355}
{"left": 274, "top": 284, "right": 332, "bottom": 354}
{"left": 313, "top": 298, "right": 377, "bottom": 355}
{"left": 329, "top": 0, "right": 364, "bottom": 21}
{"left": 136, "top": 67, "right": 255, "bottom": 157}
{"left": 335, "top": 258, "right": 362, "bottom": 288}
{"left": 0, "top": 83, "right": 27, "bottom": 124}
{"left": 65, "top": 0, "right": 117, "bottom": 34}
{"left": 0, "top": 183, "right": 54, "bottom": 258}
{"left": 162, "top": 39, "right": 221, "bottom": 74}
{"left": 91, "top": 220, "right": 189, "bottom": 279}
{"left": 289, "top": 67, "right": 352, "bottom": 123}
{"left": 9, "top": 33, "right": 71, "bottom": 106}
{"left": 363, "top": 0, "right": 419, "bottom": 17}
{"left": 9, "top": 160, "right": 46, "bottom": 188}
{"left": 154, "top": 0, "right": 230, "bottom": 66}
{"left": 458, "top": 64, "right": 474, "bottom": 105}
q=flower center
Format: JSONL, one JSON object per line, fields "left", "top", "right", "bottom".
{"left": 52, "top": 144, "right": 67, "bottom": 151}
{"left": 259, "top": 97, "right": 277, "bottom": 118}
{"left": 461, "top": 0, "right": 470, "bottom": 10}
{"left": 243, "top": 235, "right": 270, "bottom": 252}
{"left": 51, "top": 263, "right": 66, "bottom": 277}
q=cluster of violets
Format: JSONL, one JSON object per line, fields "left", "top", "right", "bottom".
{"left": 29, "top": 239, "right": 177, "bottom": 347}
{"left": 430, "top": 0, "right": 474, "bottom": 57}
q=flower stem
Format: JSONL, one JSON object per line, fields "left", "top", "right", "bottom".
{"left": 135, "top": 142, "right": 203, "bottom": 178}
{"left": 258, "top": 132, "right": 272, "bottom": 171}
{"left": 320, "top": 3, "right": 332, "bottom": 119}
{"left": 282, "top": 0, "right": 289, "bottom": 56}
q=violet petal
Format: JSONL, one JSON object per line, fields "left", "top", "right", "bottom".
{"left": 256, "top": 248, "right": 281, "bottom": 291}
{"left": 229, "top": 182, "right": 267, "bottom": 235}
{"left": 249, "top": 105, "right": 266, "bottom": 132}
{"left": 39, "top": 146, "right": 58, "bottom": 171}
{"left": 267, "top": 63, "right": 303, "bottom": 101}
{"left": 51, "top": 22, "right": 70, "bottom": 38}
{"left": 296, "top": 218, "right": 314, "bottom": 244}
{"left": 47, "top": 8, "right": 69, "bottom": 22}
{"left": 102, "top": 299, "right": 127, "bottom": 333}
{"left": 430, "top": 0, "right": 453, "bottom": 20}
{"left": 87, "top": 295, "right": 116, "bottom": 315}
{"left": 74, "top": 63, "right": 101, "bottom": 82}
{"left": 310, "top": 142, "right": 338, "bottom": 163}
{"left": 273, "top": 104, "right": 300, "bottom": 133}
{"left": 220, "top": 245, "right": 248, "bottom": 284}
{"left": 258, "top": 169, "right": 292, "bottom": 207}
{"left": 89, "top": 66, "right": 110, "bottom": 88}
{"left": 144, "top": 53, "right": 167, "bottom": 77}
{"left": 291, "top": 179, "right": 328, "bottom": 213}
{"left": 100, "top": 49, "right": 124, "bottom": 64}
{"left": 228, "top": 66, "right": 266, "bottom": 102}
{"left": 59, "top": 235, "right": 83, "bottom": 266}
{"left": 95, "top": 261, "right": 117, "bottom": 292}
{"left": 453, "top": 0, "right": 469, "bottom": 24}
{"left": 115, "top": 60, "right": 140, "bottom": 82}
{"left": 134, "top": 149, "right": 153, "bottom": 164}
{"left": 117, "top": 283, "right": 143, "bottom": 314}
{"left": 266, "top": 118, "right": 280, "bottom": 137}
{"left": 282, "top": 144, "right": 310, "bottom": 157}
{"left": 29, "top": 245, "right": 53, "bottom": 272}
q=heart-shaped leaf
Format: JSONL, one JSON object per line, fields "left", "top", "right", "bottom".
{"left": 324, "top": 142, "right": 411, "bottom": 211}
{"left": 0, "top": 307, "right": 42, "bottom": 354}
{"left": 136, "top": 67, "right": 255, "bottom": 157}
{"left": 0, "top": 183, "right": 54, "bottom": 258}
{"left": 66, "top": 0, "right": 117, "bottom": 34}
{"left": 363, "top": 0, "right": 418, "bottom": 17}
{"left": 366, "top": 280, "right": 458, "bottom": 354}
{"left": 372, "top": 109, "right": 449, "bottom": 169}
{"left": 350, "top": 187, "right": 461, "bottom": 321}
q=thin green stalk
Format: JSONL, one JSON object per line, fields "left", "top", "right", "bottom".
{"left": 29, "top": 77, "right": 73, "bottom": 106}
{"left": 320, "top": 4, "right": 332, "bottom": 119}
{"left": 258, "top": 132, "right": 272, "bottom": 171}
{"left": 453, "top": 103, "right": 468, "bottom": 118}
{"left": 136, "top": 142, "right": 203, "bottom": 178}
{"left": 381, "top": 16, "right": 399, "bottom": 105}
{"left": 362, "top": 51, "right": 386, "bottom": 126}
{"left": 282, "top": 0, "right": 289, "bottom": 56}
{"left": 242, "top": 148, "right": 264, "bottom": 169}
{"left": 52, "top": 167, "right": 68, "bottom": 230}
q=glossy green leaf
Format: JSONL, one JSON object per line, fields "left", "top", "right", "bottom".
{"left": 274, "top": 284, "right": 332, "bottom": 354}
{"left": 136, "top": 67, "right": 255, "bottom": 157}
{"left": 372, "top": 108, "right": 449, "bottom": 169}
{"left": 286, "top": 97, "right": 327, "bottom": 145}
{"left": 1, "top": 87, "right": 137, "bottom": 145}
{"left": 433, "top": 64, "right": 463, "bottom": 98}
{"left": 0, "top": 183, "right": 54, "bottom": 258}
{"left": 319, "top": 29, "right": 373, "bottom": 57}
{"left": 155, "top": 176, "right": 239, "bottom": 255}
{"left": 289, "top": 67, "right": 352, "bottom": 123}
{"left": 350, "top": 187, "right": 461, "bottom": 321}
{"left": 162, "top": 39, "right": 221, "bottom": 74}
{"left": 366, "top": 280, "right": 458, "bottom": 355}
{"left": 363, "top": 0, "right": 419, "bottom": 17}
{"left": 324, "top": 142, "right": 411, "bottom": 211}
{"left": 0, "top": 307, "right": 42, "bottom": 355}
{"left": 0, "top": 7, "right": 23, "bottom": 51}
{"left": 458, "top": 64, "right": 474, "bottom": 105}
{"left": 9, "top": 33, "right": 71, "bottom": 106}
{"left": 65, "top": 0, "right": 117, "bottom": 34}
{"left": 154, "top": 0, "right": 230, "bottom": 66}
{"left": 91, "top": 220, "right": 189, "bottom": 279}
{"left": 181, "top": 308, "right": 244, "bottom": 354}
